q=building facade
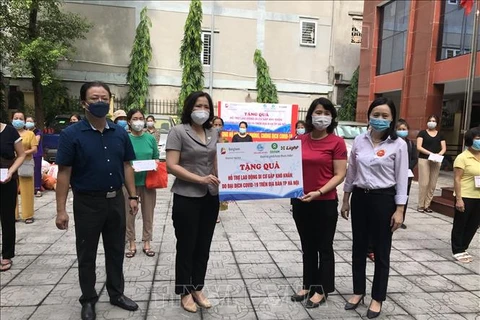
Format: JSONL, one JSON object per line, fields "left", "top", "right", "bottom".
{"left": 6, "top": 0, "right": 364, "bottom": 112}
{"left": 357, "top": 0, "right": 479, "bottom": 152}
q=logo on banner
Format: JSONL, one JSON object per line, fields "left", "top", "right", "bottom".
{"left": 271, "top": 143, "right": 278, "bottom": 150}
{"left": 221, "top": 147, "right": 227, "bottom": 155}
{"left": 257, "top": 144, "right": 265, "bottom": 151}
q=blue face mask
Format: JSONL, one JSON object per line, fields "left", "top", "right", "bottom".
{"left": 239, "top": 128, "right": 247, "bottom": 134}
{"left": 369, "top": 117, "right": 391, "bottom": 132}
{"left": 87, "top": 101, "right": 110, "bottom": 118}
{"left": 25, "top": 122, "right": 35, "bottom": 129}
{"left": 396, "top": 130, "right": 408, "bottom": 138}
{"left": 296, "top": 128, "right": 305, "bottom": 135}
{"left": 12, "top": 119, "right": 25, "bottom": 129}
{"left": 116, "top": 120, "right": 128, "bottom": 128}
{"left": 472, "top": 139, "right": 480, "bottom": 151}
{"left": 215, "top": 127, "right": 222, "bottom": 134}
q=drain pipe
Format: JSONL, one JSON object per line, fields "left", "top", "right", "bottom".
{"left": 209, "top": 1, "right": 215, "bottom": 96}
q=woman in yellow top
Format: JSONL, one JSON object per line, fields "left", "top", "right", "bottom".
{"left": 451, "top": 127, "right": 480, "bottom": 263}
{"left": 12, "top": 112, "right": 38, "bottom": 224}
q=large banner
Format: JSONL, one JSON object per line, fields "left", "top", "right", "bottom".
{"left": 218, "top": 101, "right": 299, "bottom": 141}
{"left": 217, "top": 140, "right": 304, "bottom": 201}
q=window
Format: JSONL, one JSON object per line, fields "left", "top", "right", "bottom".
{"left": 447, "top": 0, "right": 458, "bottom": 4}
{"left": 201, "top": 32, "right": 211, "bottom": 66}
{"left": 438, "top": 0, "right": 480, "bottom": 60}
{"left": 351, "top": 18, "right": 363, "bottom": 44}
{"left": 446, "top": 48, "right": 461, "bottom": 58}
{"left": 377, "top": 0, "right": 411, "bottom": 75}
{"left": 300, "top": 20, "right": 317, "bottom": 47}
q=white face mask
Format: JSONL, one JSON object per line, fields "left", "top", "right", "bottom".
{"left": 191, "top": 110, "right": 210, "bottom": 125}
{"left": 131, "top": 120, "right": 145, "bottom": 132}
{"left": 427, "top": 121, "right": 437, "bottom": 129}
{"left": 146, "top": 121, "right": 155, "bottom": 128}
{"left": 312, "top": 115, "right": 332, "bottom": 130}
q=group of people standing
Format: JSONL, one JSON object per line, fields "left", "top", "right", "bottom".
{"left": 1, "top": 80, "right": 478, "bottom": 320}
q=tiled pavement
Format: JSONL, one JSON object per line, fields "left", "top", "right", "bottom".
{"left": 1, "top": 172, "right": 479, "bottom": 319}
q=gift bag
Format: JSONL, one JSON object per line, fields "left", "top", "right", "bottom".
{"left": 145, "top": 161, "right": 168, "bottom": 189}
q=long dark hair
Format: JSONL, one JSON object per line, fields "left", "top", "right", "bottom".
{"left": 367, "top": 97, "right": 398, "bottom": 141}
{"left": 305, "top": 97, "right": 337, "bottom": 133}
{"left": 180, "top": 91, "right": 214, "bottom": 129}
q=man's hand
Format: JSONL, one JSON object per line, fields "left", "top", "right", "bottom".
{"left": 56, "top": 210, "right": 69, "bottom": 230}
{"left": 390, "top": 209, "right": 404, "bottom": 232}
{"left": 340, "top": 201, "right": 350, "bottom": 220}
{"left": 129, "top": 199, "right": 139, "bottom": 215}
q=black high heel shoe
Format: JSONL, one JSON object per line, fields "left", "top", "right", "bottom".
{"left": 305, "top": 293, "right": 328, "bottom": 309}
{"left": 290, "top": 290, "right": 313, "bottom": 302}
{"left": 344, "top": 294, "right": 365, "bottom": 310}
{"left": 366, "top": 301, "right": 382, "bottom": 319}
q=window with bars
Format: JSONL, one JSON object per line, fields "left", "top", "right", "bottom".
{"left": 201, "top": 32, "right": 211, "bottom": 66}
{"left": 300, "top": 20, "right": 317, "bottom": 47}
{"left": 351, "top": 18, "right": 363, "bottom": 44}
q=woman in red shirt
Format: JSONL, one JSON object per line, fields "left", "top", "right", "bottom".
{"left": 290, "top": 98, "right": 347, "bottom": 308}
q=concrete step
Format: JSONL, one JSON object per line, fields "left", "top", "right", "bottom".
{"left": 430, "top": 196, "right": 454, "bottom": 218}
{"left": 441, "top": 187, "right": 454, "bottom": 200}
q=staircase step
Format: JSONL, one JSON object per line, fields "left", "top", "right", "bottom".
{"left": 430, "top": 196, "right": 454, "bottom": 218}
{"left": 441, "top": 187, "right": 454, "bottom": 199}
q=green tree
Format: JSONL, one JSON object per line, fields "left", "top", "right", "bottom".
{"left": 126, "top": 7, "right": 152, "bottom": 112}
{"left": 0, "top": 70, "right": 8, "bottom": 123}
{"left": 178, "top": 0, "right": 204, "bottom": 113}
{"left": 253, "top": 49, "right": 278, "bottom": 104}
{"left": 338, "top": 66, "right": 359, "bottom": 121}
{"left": 0, "top": 0, "right": 91, "bottom": 128}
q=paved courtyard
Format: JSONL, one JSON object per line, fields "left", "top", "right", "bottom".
{"left": 1, "top": 172, "right": 479, "bottom": 319}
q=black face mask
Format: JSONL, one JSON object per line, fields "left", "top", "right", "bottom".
{"left": 87, "top": 101, "right": 109, "bottom": 118}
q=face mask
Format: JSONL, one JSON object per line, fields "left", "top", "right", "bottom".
{"left": 131, "top": 120, "right": 145, "bottom": 132}
{"left": 427, "top": 121, "right": 437, "bottom": 129}
{"left": 86, "top": 101, "right": 109, "bottom": 118}
{"left": 116, "top": 120, "right": 127, "bottom": 128}
{"left": 146, "top": 121, "right": 155, "bottom": 128}
{"left": 369, "top": 117, "right": 391, "bottom": 132}
{"left": 312, "top": 115, "right": 332, "bottom": 130}
{"left": 296, "top": 128, "right": 305, "bottom": 135}
{"left": 396, "top": 130, "right": 408, "bottom": 138}
{"left": 191, "top": 110, "right": 210, "bottom": 125}
{"left": 12, "top": 120, "right": 25, "bottom": 129}
{"left": 239, "top": 128, "right": 247, "bottom": 134}
{"left": 215, "top": 127, "right": 222, "bottom": 134}
{"left": 25, "top": 122, "right": 35, "bottom": 129}
{"left": 472, "top": 140, "right": 480, "bottom": 151}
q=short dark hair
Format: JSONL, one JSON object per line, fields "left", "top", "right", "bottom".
{"left": 295, "top": 120, "right": 306, "bottom": 129}
{"left": 464, "top": 127, "right": 480, "bottom": 147}
{"left": 70, "top": 114, "right": 81, "bottom": 122}
{"left": 80, "top": 81, "right": 112, "bottom": 101}
{"left": 212, "top": 116, "right": 224, "bottom": 126}
{"left": 396, "top": 118, "right": 410, "bottom": 130}
{"left": 239, "top": 121, "right": 248, "bottom": 128}
{"left": 126, "top": 109, "right": 145, "bottom": 122}
{"left": 12, "top": 111, "right": 25, "bottom": 120}
{"left": 180, "top": 91, "right": 214, "bottom": 129}
{"left": 26, "top": 115, "right": 35, "bottom": 121}
{"left": 427, "top": 114, "right": 440, "bottom": 123}
{"left": 305, "top": 97, "right": 337, "bottom": 134}
{"left": 146, "top": 115, "right": 155, "bottom": 122}
{"left": 367, "top": 97, "right": 398, "bottom": 141}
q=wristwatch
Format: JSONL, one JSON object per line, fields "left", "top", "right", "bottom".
{"left": 128, "top": 196, "right": 139, "bottom": 201}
